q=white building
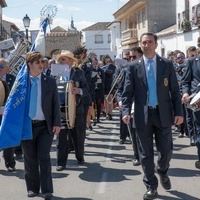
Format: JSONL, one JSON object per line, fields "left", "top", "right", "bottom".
{"left": 156, "top": 0, "right": 200, "bottom": 57}
{"left": 82, "top": 22, "right": 117, "bottom": 60}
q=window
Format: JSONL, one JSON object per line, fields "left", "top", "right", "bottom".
{"left": 178, "top": 13, "right": 181, "bottom": 31}
{"left": 108, "top": 34, "right": 111, "bottom": 43}
{"left": 95, "top": 34, "right": 103, "bottom": 44}
{"left": 142, "top": 7, "right": 146, "bottom": 28}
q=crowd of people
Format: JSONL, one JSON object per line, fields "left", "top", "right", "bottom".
{"left": 0, "top": 33, "right": 200, "bottom": 200}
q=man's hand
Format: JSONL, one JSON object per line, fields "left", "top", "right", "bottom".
{"left": 174, "top": 116, "right": 184, "bottom": 125}
{"left": 182, "top": 93, "right": 190, "bottom": 104}
{"left": 122, "top": 115, "right": 131, "bottom": 124}
{"left": 53, "top": 126, "right": 61, "bottom": 135}
{"left": 72, "top": 87, "right": 80, "bottom": 95}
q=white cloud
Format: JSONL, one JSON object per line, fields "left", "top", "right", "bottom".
{"left": 56, "top": 4, "right": 81, "bottom": 12}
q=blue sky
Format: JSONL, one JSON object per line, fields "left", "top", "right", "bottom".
{"left": 3, "top": 0, "right": 128, "bottom": 31}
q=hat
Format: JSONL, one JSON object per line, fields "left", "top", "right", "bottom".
{"left": 167, "top": 50, "right": 174, "bottom": 57}
{"left": 55, "top": 50, "right": 78, "bottom": 62}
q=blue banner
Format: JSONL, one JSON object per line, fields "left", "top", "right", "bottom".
{"left": 0, "top": 64, "right": 32, "bottom": 149}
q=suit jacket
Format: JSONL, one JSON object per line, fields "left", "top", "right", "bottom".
{"left": 181, "top": 55, "right": 200, "bottom": 94}
{"left": 40, "top": 73, "right": 61, "bottom": 134}
{"left": 122, "top": 55, "right": 183, "bottom": 129}
{"left": 57, "top": 67, "right": 88, "bottom": 129}
{"left": 6, "top": 73, "right": 16, "bottom": 90}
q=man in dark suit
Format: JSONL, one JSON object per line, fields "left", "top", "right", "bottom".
{"left": 55, "top": 50, "right": 89, "bottom": 171}
{"left": 182, "top": 53, "right": 200, "bottom": 169}
{"left": 122, "top": 33, "right": 183, "bottom": 200}
{"left": 21, "top": 51, "right": 61, "bottom": 199}
{"left": 0, "top": 58, "right": 16, "bottom": 172}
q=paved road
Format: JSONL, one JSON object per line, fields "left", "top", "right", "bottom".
{"left": 0, "top": 109, "right": 200, "bottom": 200}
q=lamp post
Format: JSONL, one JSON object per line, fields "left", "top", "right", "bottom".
{"left": 22, "top": 14, "right": 31, "bottom": 40}
{"left": 153, "top": 22, "right": 157, "bottom": 33}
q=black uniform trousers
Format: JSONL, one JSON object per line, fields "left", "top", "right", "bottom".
{"left": 57, "top": 113, "right": 85, "bottom": 166}
{"left": 136, "top": 107, "right": 173, "bottom": 190}
{"left": 22, "top": 121, "right": 54, "bottom": 194}
{"left": 119, "top": 111, "right": 129, "bottom": 140}
{"left": 192, "top": 111, "right": 200, "bottom": 160}
{"left": 0, "top": 115, "right": 16, "bottom": 168}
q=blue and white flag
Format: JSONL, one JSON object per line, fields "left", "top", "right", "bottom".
{"left": 31, "top": 17, "right": 48, "bottom": 54}
{"left": 0, "top": 17, "right": 49, "bottom": 149}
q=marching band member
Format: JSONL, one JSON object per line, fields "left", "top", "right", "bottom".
{"left": 115, "top": 57, "right": 140, "bottom": 166}
{"left": 0, "top": 58, "right": 16, "bottom": 172}
{"left": 122, "top": 33, "right": 183, "bottom": 199}
{"left": 91, "top": 58, "right": 105, "bottom": 124}
{"left": 22, "top": 51, "right": 61, "bottom": 199}
{"left": 102, "top": 55, "right": 116, "bottom": 120}
{"left": 73, "top": 46, "right": 94, "bottom": 132}
{"left": 55, "top": 50, "right": 88, "bottom": 171}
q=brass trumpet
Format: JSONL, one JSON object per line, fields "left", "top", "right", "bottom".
{"left": 106, "top": 70, "right": 123, "bottom": 104}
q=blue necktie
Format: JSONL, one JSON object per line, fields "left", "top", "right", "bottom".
{"left": 147, "top": 60, "right": 158, "bottom": 107}
{"left": 29, "top": 77, "right": 38, "bottom": 119}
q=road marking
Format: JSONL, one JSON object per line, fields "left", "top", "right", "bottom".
{"left": 97, "top": 172, "right": 108, "bottom": 194}
{"left": 97, "top": 133, "right": 116, "bottom": 194}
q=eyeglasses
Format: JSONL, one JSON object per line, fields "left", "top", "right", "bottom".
{"left": 130, "top": 55, "right": 137, "bottom": 59}
{"left": 177, "top": 56, "right": 185, "bottom": 60}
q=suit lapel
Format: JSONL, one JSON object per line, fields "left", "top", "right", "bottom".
{"left": 156, "top": 56, "right": 165, "bottom": 87}
{"left": 41, "top": 74, "right": 47, "bottom": 104}
{"left": 70, "top": 68, "right": 74, "bottom": 80}
{"left": 138, "top": 58, "right": 147, "bottom": 86}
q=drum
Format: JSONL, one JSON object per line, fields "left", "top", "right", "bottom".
{"left": 65, "top": 81, "right": 76, "bottom": 129}
{"left": 190, "top": 91, "right": 200, "bottom": 112}
{"left": 0, "top": 79, "right": 9, "bottom": 107}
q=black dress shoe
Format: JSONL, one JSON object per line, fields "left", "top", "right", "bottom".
{"left": 7, "top": 167, "right": 16, "bottom": 172}
{"left": 15, "top": 153, "right": 23, "bottom": 160}
{"left": 96, "top": 119, "right": 100, "bottom": 123}
{"left": 78, "top": 160, "right": 85, "bottom": 165}
{"left": 43, "top": 193, "right": 53, "bottom": 200}
{"left": 27, "top": 191, "right": 38, "bottom": 197}
{"left": 133, "top": 158, "right": 140, "bottom": 166}
{"left": 178, "top": 133, "right": 184, "bottom": 138}
{"left": 195, "top": 161, "right": 200, "bottom": 169}
{"left": 119, "top": 139, "right": 125, "bottom": 144}
{"left": 56, "top": 166, "right": 65, "bottom": 171}
{"left": 190, "top": 137, "right": 196, "bottom": 146}
{"left": 88, "top": 125, "right": 93, "bottom": 131}
{"left": 143, "top": 189, "right": 158, "bottom": 200}
{"left": 158, "top": 174, "right": 171, "bottom": 190}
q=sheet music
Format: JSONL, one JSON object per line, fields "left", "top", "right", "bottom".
{"left": 51, "top": 64, "right": 70, "bottom": 76}
{"left": 91, "top": 71, "right": 98, "bottom": 77}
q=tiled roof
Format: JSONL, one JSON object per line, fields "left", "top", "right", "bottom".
{"left": 51, "top": 26, "right": 67, "bottom": 32}
{"left": 82, "top": 22, "right": 111, "bottom": 31}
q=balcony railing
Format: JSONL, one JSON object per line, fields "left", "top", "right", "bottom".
{"left": 0, "top": 23, "right": 7, "bottom": 40}
{"left": 121, "top": 28, "right": 138, "bottom": 45}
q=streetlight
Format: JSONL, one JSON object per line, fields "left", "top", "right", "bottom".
{"left": 153, "top": 22, "right": 157, "bottom": 33}
{"left": 22, "top": 14, "right": 31, "bottom": 40}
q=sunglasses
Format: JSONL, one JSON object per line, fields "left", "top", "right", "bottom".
{"left": 0, "top": 64, "right": 5, "bottom": 68}
{"left": 130, "top": 55, "right": 137, "bottom": 59}
{"left": 177, "top": 56, "right": 185, "bottom": 59}
{"left": 34, "top": 60, "right": 45, "bottom": 64}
